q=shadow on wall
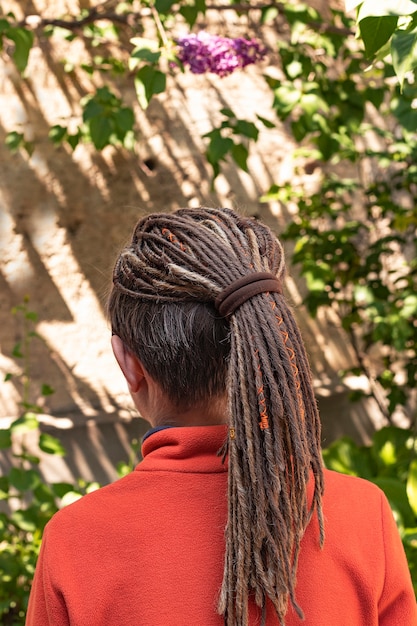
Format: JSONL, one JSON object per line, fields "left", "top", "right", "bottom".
{"left": 0, "top": 413, "right": 149, "bottom": 488}
{"left": 0, "top": 1, "right": 382, "bottom": 483}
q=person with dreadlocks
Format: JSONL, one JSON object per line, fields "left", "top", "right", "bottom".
{"left": 27, "top": 207, "right": 416, "bottom": 626}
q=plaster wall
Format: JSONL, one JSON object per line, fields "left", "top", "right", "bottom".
{"left": 0, "top": 0, "right": 384, "bottom": 486}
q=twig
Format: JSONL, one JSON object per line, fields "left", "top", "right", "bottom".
{"left": 17, "top": 2, "right": 353, "bottom": 37}
{"left": 347, "top": 325, "right": 392, "bottom": 423}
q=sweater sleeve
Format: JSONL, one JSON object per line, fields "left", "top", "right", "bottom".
{"left": 378, "top": 491, "right": 417, "bottom": 625}
{"left": 25, "top": 522, "right": 70, "bottom": 626}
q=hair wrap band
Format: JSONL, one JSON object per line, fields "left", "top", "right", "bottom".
{"left": 215, "top": 272, "right": 282, "bottom": 318}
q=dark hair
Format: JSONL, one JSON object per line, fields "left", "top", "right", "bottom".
{"left": 108, "top": 207, "right": 324, "bottom": 625}
{"left": 109, "top": 297, "right": 230, "bottom": 408}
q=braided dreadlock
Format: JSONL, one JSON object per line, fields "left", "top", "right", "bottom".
{"left": 108, "top": 207, "right": 324, "bottom": 625}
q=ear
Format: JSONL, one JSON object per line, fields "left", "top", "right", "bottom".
{"left": 111, "top": 335, "right": 145, "bottom": 393}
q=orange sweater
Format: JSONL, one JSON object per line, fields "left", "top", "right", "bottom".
{"left": 26, "top": 425, "right": 417, "bottom": 625}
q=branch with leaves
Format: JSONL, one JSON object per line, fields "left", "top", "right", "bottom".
{"left": 348, "top": 0, "right": 417, "bottom": 88}
{"left": 2, "top": 0, "right": 417, "bottom": 425}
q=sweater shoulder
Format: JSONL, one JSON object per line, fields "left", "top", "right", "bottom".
{"left": 323, "top": 467, "right": 382, "bottom": 491}
{"left": 46, "top": 471, "right": 139, "bottom": 531}
{"left": 323, "top": 467, "right": 385, "bottom": 499}
{"left": 321, "top": 468, "right": 387, "bottom": 519}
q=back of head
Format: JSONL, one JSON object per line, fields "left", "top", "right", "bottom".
{"left": 109, "top": 207, "right": 324, "bottom": 625}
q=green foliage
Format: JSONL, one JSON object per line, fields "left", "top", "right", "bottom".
{"left": 352, "top": 0, "right": 417, "bottom": 88}
{"left": 116, "top": 438, "right": 140, "bottom": 477}
{"left": 1, "top": 300, "right": 140, "bottom": 625}
{"left": 49, "top": 86, "right": 135, "bottom": 150}
{"left": 265, "top": 7, "right": 384, "bottom": 162}
{"left": 129, "top": 37, "right": 168, "bottom": 109}
{"left": 323, "top": 426, "right": 417, "bottom": 592}
{"left": 5, "top": 131, "right": 33, "bottom": 156}
{"left": 0, "top": 17, "right": 34, "bottom": 72}
{"left": 0, "top": 302, "right": 60, "bottom": 623}
{"left": 276, "top": 160, "right": 417, "bottom": 419}
{"left": 2, "top": 4, "right": 417, "bottom": 617}
{"left": 203, "top": 108, "right": 273, "bottom": 181}
{"left": 260, "top": 6, "right": 417, "bottom": 424}
{"left": 2, "top": 0, "right": 417, "bottom": 159}
{"left": 82, "top": 87, "right": 135, "bottom": 149}
{"left": 134, "top": 65, "right": 166, "bottom": 109}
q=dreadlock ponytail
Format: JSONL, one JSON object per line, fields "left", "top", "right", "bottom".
{"left": 108, "top": 207, "right": 325, "bottom": 625}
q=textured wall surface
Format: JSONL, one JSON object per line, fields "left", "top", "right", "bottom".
{"left": 0, "top": 1, "right": 384, "bottom": 484}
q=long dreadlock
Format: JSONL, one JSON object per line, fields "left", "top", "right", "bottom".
{"left": 108, "top": 207, "right": 325, "bottom": 625}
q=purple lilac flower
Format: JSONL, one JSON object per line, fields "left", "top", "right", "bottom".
{"left": 175, "top": 31, "right": 266, "bottom": 77}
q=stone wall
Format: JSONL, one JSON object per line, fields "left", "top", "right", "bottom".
{"left": 0, "top": 0, "right": 384, "bottom": 485}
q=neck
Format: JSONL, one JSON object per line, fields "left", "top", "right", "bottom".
{"left": 150, "top": 395, "right": 228, "bottom": 429}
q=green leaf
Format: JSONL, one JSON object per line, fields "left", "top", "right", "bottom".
{"left": 61, "top": 491, "right": 83, "bottom": 507}
{"left": 11, "top": 341, "right": 23, "bottom": 358}
{"left": 25, "top": 310, "right": 38, "bottom": 322}
{"left": 304, "top": 269, "right": 327, "bottom": 292}
{"left": 0, "top": 476, "right": 9, "bottom": 499}
{"left": 82, "top": 97, "right": 103, "bottom": 121}
{"left": 401, "top": 294, "right": 417, "bottom": 318}
{"left": 52, "top": 482, "right": 78, "bottom": 498}
{"left": 372, "top": 426, "right": 412, "bottom": 469}
{"left": 206, "top": 132, "right": 233, "bottom": 164}
{"left": 39, "top": 433, "right": 66, "bottom": 456}
{"left": 220, "top": 108, "right": 234, "bottom": 118}
{"left": 4, "top": 372, "right": 12, "bottom": 382}
{"left": 49, "top": 125, "right": 67, "bottom": 144}
{"left": 231, "top": 143, "right": 249, "bottom": 172}
{"left": 129, "top": 47, "right": 161, "bottom": 68}
{"left": 322, "top": 437, "right": 375, "bottom": 478}
{"left": 154, "top": 0, "right": 176, "bottom": 12}
{"left": 6, "top": 26, "right": 34, "bottom": 72}
{"left": 5, "top": 131, "right": 24, "bottom": 152}
{"left": 11, "top": 508, "right": 37, "bottom": 532}
{"left": 359, "top": 15, "right": 398, "bottom": 57}
{"left": 315, "top": 132, "right": 341, "bottom": 160}
{"left": 114, "top": 107, "right": 135, "bottom": 134}
{"left": 10, "top": 505, "right": 46, "bottom": 532}
{"left": 261, "top": 6, "right": 279, "bottom": 23}
{"left": 0, "top": 429, "right": 11, "bottom": 449}
{"left": 33, "top": 482, "right": 57, "bottom": 508}
{"left": 117, "top": 461, "right": 131, "bottom": 478}
{"left": 234, "top": 120, "right": 259, "bottom": 140}
{"left": 179, "top": 6, "right": 198, "bottom": 27}
{"left": 364, "top": 86, "right": 385, "bottom": 109}
{"left": 372, "top": 477, "right": 416, "bottom": 527}
{"left": 273, "top": 85, "right": 301, "bottom": 118}
{"left": 130, "top": 37, "right": 159, "bottom": 49}
{"left": 9, "top": 468, "right": 41, "bottom": 492}
{"left": 67, "top": 132, "right": 81, "bottom": 150}
{"left": 86, "top": 482, "right": 100, "bottom": 494}
{"left": 41, "top": 383, "right": 54, "bottom": 396}
{"left": 392, "top": 93, "right": 417, "bottom": 129}
{"left": 89, "top": 116, "right": 112, "bottom": 150}
{"left": 300, "top": 92, "right": 328, "bottom": 116}
{"left": 392, "top": 27, "right": 417, "bottom": 88}
{"left": 256, "top": 114, "right": 275, "bottom": 128}
{"left": 134, "top": 66, "right": 166, "bottom": 109}
{"left": 13, "top": 451, "right": 40, "bottom": 464}
{"left": 0, "top": 18, "right": 10, "bottom": 34}
{"left": 407, "top": 459, "right": 417, "bottom": 517}
{"left": 179, "top": 1, "right": 206, "bottom": 27}
{"left": 10, "top": 413, "right": 39, "bottom": 434}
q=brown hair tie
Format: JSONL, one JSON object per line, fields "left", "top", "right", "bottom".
{"left": 215, "top": 272, "right": 282, "bottom": 318}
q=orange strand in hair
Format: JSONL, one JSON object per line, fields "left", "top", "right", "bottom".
{"left": 255, "top": 349, "right": 270, "bottom": 431}
{"left": 270, "top": 300, "right": 305, "bottom": 422}
{"left": 161, "top": 228, "right": 186, "bottom": 251}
